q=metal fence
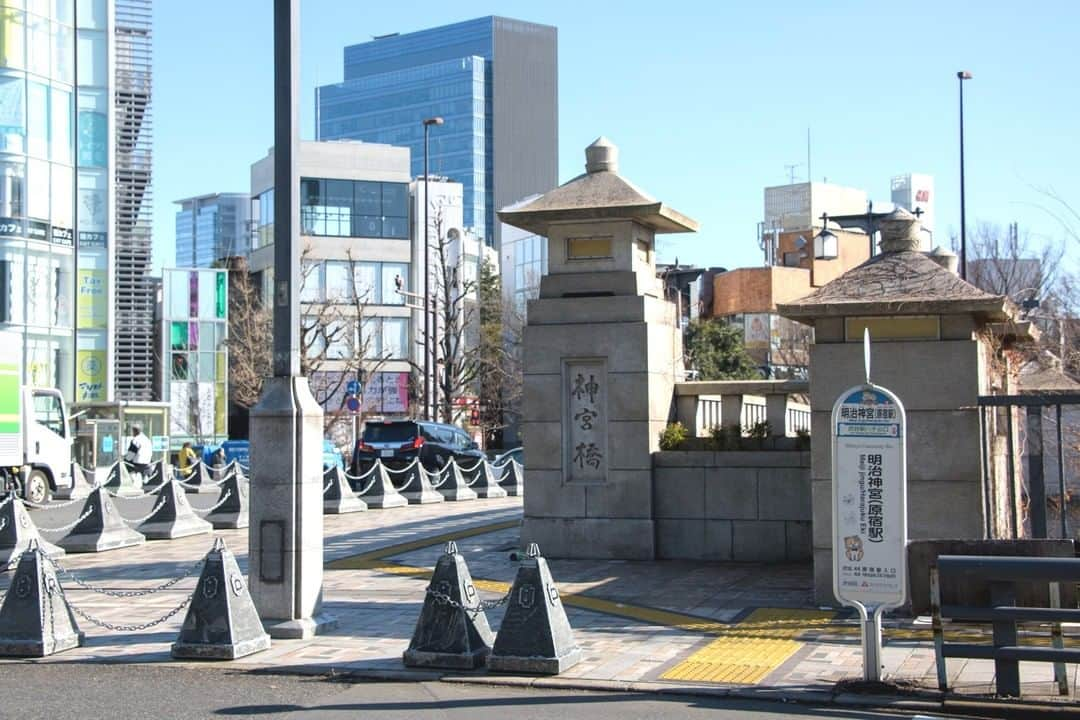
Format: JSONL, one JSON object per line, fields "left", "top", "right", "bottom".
{"left": 978, "top": 392, "right": 1079, "bottom": 540}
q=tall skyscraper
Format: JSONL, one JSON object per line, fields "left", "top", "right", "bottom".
{"left": 174, "top": 193, "right": 250, "bottom": 267}
{"left": 316, "top": 16, "right": 558, "bottom": 250}
{"left": 112, "top": 0, "right": 154, "bottom": 401}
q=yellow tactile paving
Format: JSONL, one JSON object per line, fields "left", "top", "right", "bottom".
{"left": 661, "top": 608, "right": 835, "bottom": 684}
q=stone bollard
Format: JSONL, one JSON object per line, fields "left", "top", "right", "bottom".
{"left": 203, "top": 474, "right": 249, "bottom": 530}
{"left": 498, "top": 461, "right": 524, "bottom": 497}
{"left": 182, "top": 462, "right": 218, "bottom": 494}
{"left": 323, "top": 466, "right": 367, "bottom": 514}
{"left": 56, "top": 486, "right": 146, "bottom": 553}
{"left": 403, "top": 541, "right": 494, "bottom": 669}
{"left": 358, "top": 462, "right": 408, "bottom": 509}
{"left": 54, "top": 463, "right": 94, "bottom": 501}
{"left": 145, "top": 460, "right": 173, "bottom": 488}
{"left": 0, "top": 541, "right": 84, "bottom": 657}
{"left": 104, "top": 461, "right": 141, "bottom": 498}
{"left": 488, "top": 543, "right": 581, "bottom": 674}
{"left": 171, "top": 538, "right": 271, "bottom": 660}
{"left": 436, "top": 461, "right": 477, "bottom": 502}
{"left": 137, "top": 481, "right": 213, "bottom": 540}
{"left": 0, "top": 497, "right": 65, "bottom": 570}
{"left": 469, "top": 462, "right": 507, "bottom": 499}
{"left": 397, "top": 463, "right": 444, "bottom": 505}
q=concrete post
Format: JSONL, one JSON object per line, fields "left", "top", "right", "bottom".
{"left": 247, "top": 0, "right": 335, "bottom": 639}
{"left": 675, "top": 395, "right": 699, "bottom": 436}
{"left": 720, "top": 394, "right": 744, "bottom": 430}
{"left": 765, "top": 393, "right": 787, "bottom": 437}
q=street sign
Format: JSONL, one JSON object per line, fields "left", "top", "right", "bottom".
{"left": 345, "top": 396, "right": 361, "bottom": 413}
{"left": 346, "top": 380, "right": 362, "bottom": 396}
{"left": 831, "top": 330, "right": 908, "bottom": 682}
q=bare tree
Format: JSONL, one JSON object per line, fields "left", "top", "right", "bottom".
{"left": 424, "top": 201, "right": 483, "bottom": 426}
{"left": 225, "top": 256, "right": 272, "bottom": 410}
{"left": 226, "top": 248, "right": 393, "bottom": 439}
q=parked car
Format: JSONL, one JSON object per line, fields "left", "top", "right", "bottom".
{"left": 352, "top": 420, "right": 485, "bottom": 474}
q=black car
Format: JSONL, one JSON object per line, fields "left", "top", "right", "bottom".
{"left": 352, "top": 420, "right": 485, "bottom": 473}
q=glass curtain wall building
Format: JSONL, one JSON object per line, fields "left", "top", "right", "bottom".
{"left": 0, "top": 0, "right": 78, "bottom": 396}
{"left": 317, "top": 16, "right": 557, "bottom": 251}
{"left": 174, "top": 192, "right": 250, "bottom": 267}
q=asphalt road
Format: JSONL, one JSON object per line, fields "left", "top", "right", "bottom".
{"left": 0, "top": 663, "right": 960, "bottom": 720}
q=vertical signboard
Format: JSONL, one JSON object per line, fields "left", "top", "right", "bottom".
{"left": 831, "top": 331, "right": 908, "bottom": 681}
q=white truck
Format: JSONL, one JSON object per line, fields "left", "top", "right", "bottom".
{"left": 0, "top": 352, "right": 73, "bottom": 504}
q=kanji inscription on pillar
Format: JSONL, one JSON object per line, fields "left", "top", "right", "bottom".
{"left": 565, "top": 360, "right": 607, "bottom": 483}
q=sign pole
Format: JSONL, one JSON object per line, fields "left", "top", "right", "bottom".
{"left": 832, "top": 330, "right": 908, "bottom": 684}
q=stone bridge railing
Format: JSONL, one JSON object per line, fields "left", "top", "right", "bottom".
{"left": 674, "top": 379, "right": 810, "bottom": 438}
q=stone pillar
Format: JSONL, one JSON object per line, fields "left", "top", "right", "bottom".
{"left": 765, "top": 394, "right": 788, "bottom": 437}
{"left": 500, "top": 139, "right": 698, "bottom": 560}
{"left": 720, "top": 395, "right": 744, "bottom": 430}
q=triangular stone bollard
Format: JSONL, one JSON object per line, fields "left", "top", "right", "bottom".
{"left": 0, "top": 541, "right": 84, "bottom": 657}
{"left": 403, "top": 541, "right": 494, "bottom": 669}
{"left": 204, "top": 474, "right": 249, "bottom": 530}
{"left": 56, "top": 486, "right": 146, "bottom": 553}
{"left": 171, "top": 538, "right": 271, "bottom": 660}
{"left": 104, "top": 461, "right": 141, "bottom": 498}
{"left": 137, "top": 481, "right": 213, "bottom": 540}
{"left": 436, "top": 462, "right": 477, "bottom": 502}
{"left": 323, "top": 466, "right": 367, "bottom": 514}
{"left": 358, "top": 462, "right": 408, "bottom": 509}
{"left": 397, "top": 463, "right": 444, "bottom": 505}
{"left": 498, "top": 461, "right": 524, "bottom": 497}
{"left": 182, "top": 462, "right": 218, "bottom": 494}
{"left": 0, "top": 497, "right": 65, "bottom": 570}
{"left": 54, "top": 463, "right": 94, "bottom": 501}
{"left": 488, "top": 543, "right": 582, "bottom": 674}
{"left": 469, "top": 462, "right": 507, "bottom": 499}
{"left": 211, "top": 461, "right": 235, "bottom": 483}
{"left": 145, "top": 460, "right": 173, "bottom": 488}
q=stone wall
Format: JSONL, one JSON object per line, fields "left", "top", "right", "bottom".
{"left": 652, "top": 450, "right": 811, "bottom": 562}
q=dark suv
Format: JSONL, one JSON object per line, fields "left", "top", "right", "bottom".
{"left": 352, "top": 420, "right": 485, "bottom": 473}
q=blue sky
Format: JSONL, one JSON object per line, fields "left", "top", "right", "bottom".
{"left": 152, "top": 0, "right": 1080, "bottom": 272}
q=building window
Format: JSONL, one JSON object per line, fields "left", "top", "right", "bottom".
{"left": 359, "top": 316, "right": 409, "bottom": 360}
{"left": 299, "top": 177, "right": 409, "bottom": 239}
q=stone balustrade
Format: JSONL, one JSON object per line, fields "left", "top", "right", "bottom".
{"left": 674, "top": 380, "right": 810, "bottom": 438}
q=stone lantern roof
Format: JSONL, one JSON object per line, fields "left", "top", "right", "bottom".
{"left": 498, "top": 137, "right": 699, "bottom": 236}
{"left": 777, "top": 208, "right": 1016, "bottom": 325}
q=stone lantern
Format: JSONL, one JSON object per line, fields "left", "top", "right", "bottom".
{"left": 777, "top": 208, "right": 1024, "bottom": 602}
{"left": 499, "top": 138, "right": 698, "bottom": 559}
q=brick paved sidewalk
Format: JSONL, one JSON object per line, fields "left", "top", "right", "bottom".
{"left": 1, "top": 495, "right": 1076, "bottom": 708}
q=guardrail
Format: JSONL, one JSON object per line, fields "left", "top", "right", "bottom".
{"left": 675, "top": 380, "right": 810, "bottom": 438}
{"left": 932, "top": 554, "right": 1080, "bottom": 697}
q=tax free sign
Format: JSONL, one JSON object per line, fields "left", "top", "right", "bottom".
{"left": 831, "top": 383, "right": 908, "bottom": 610}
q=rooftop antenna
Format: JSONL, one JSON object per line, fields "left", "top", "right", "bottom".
{"left": 784, "top": 163, "right": 804, "bottom": 185}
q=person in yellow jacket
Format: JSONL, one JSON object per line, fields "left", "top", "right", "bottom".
{"left": 178, "top": 441, "right": 198, "bottom": 478}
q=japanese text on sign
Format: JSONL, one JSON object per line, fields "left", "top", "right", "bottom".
{"left": 832, "top": 385, "right": 907, "bottom": 609}
{"left": 565, "top": 360, "right": 606, "bottom": 483}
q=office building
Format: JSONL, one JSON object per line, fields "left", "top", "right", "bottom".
{"left": 316, "top": 16, "right": 558, "bottom": 250}
{"left": 890, "top": 173, "right": 935, "bottom": 250}
{"left": 248, "top": 141, "right": 417, "bottom": 430}
{"left": 175, "top": 193, "right": 250, "bottom": 267}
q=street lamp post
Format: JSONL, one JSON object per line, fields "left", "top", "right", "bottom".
{"left": 422, "top": 117, "right": 443, "bottom": 421}
{"left": 957, "top": 70, "right": 973, "bottom": 280}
